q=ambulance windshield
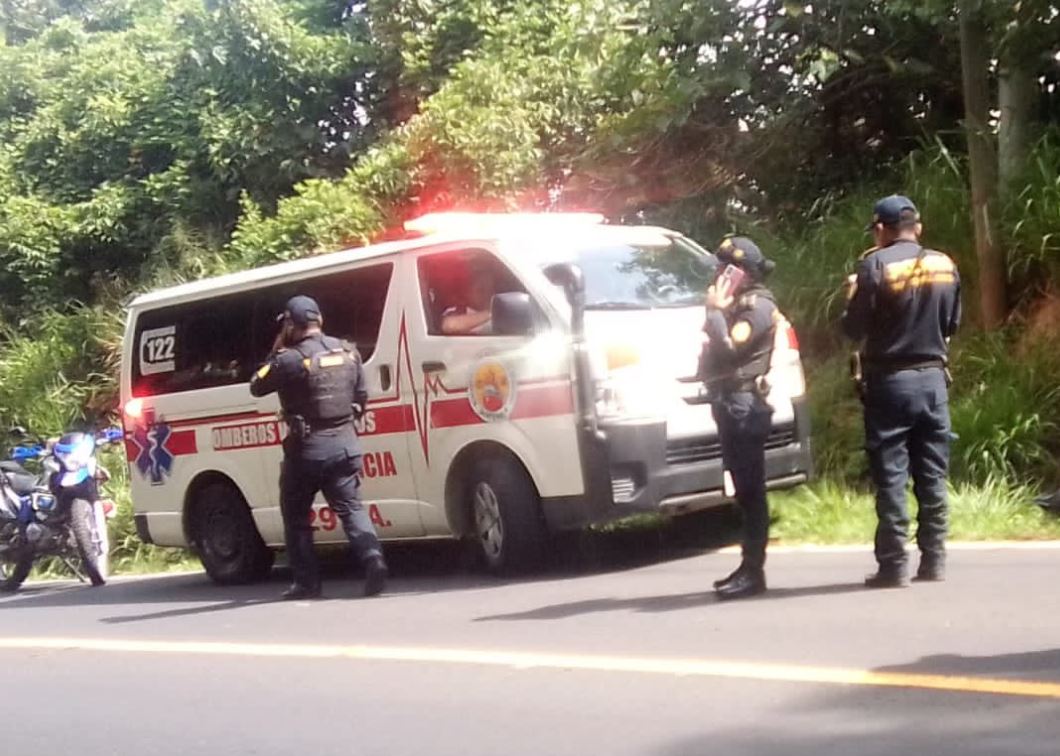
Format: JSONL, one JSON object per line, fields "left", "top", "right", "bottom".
{"left": 540, "top": 237, "right": 715, "bottom": 310}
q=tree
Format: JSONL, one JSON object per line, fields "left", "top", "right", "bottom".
{"left": 959, "top": 0, "right": 1006, "bottom": 329}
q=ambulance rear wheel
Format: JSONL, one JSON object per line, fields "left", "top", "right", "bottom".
{"left": 468, "top": 456, "right": 546, "bottom": 574}
{"left": 192, "top": 483, "right": 274, "bottom": 585}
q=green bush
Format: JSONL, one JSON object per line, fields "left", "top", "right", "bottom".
{"left": 759, "top": 140, "right": 974, "bottom": 337}
{"left": 1002, "top": 129, "right": 1060, "bottom": 285}
{"left": 949, "top": 332, "right": 1060, "bottom": 484}
{"left": 0, "top": 305, "right": 121, "bottom": 432}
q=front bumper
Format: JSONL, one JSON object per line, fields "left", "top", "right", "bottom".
{"left": 542, "top": 397, "right": 813, "bottom": 531}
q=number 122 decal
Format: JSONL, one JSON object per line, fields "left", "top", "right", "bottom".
{"left": 140, "top": 326, "right": 177, "bottom": 375}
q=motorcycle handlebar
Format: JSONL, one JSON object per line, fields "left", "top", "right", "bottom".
{"left": 10, "top": 444, "right": 44, "bottom": 461}
{"left": 6, "top": 426, "right": 123, "bottom": 462}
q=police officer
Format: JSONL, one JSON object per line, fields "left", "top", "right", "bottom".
{"left": 843, "top": 195, "right": 961, "bottom": 587}
{"left": 701, "top": 236, "right": 782, "bottom": 600}
{"left": 250, "top": 295, "right": 387, "bottom": 600}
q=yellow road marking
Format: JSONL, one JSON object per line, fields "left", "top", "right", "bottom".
{"left": 1, "top": 637, "right": 1058, "bottom": 699}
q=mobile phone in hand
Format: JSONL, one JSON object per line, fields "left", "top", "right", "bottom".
{"left": 715, "top": 264, "right": 745, "bottom": 300}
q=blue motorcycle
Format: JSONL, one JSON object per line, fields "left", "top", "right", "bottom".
{"left": 0, "top": 427, "right": 123, "bottom": 592}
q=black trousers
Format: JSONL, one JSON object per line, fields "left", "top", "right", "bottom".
{"left": 280, "top": 450, "right": 383, "bottom": 590}
{"left": 713, "top": 391, "right": 773, "bottom": 570}
{"left": 863, "top": 368, "right": 951, "bottom": 570}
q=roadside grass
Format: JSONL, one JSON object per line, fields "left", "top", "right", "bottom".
{"left": 771, "top": 478, "right": 1060, "bottom": 544}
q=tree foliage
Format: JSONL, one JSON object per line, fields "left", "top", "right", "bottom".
{"left": 0, "top": 0, "right": 1056, "bottom": 426}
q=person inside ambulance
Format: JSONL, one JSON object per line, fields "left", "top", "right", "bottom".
{"left": 440, "top": 265, "right": 496, "bottom": 335}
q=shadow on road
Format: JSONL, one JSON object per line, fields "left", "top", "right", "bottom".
{"left": 658, "top": 648, "right": 1060, "bottom": 756}
{"left": 474, "top": 581, "right": 867, "bottom": 621}
{"left": 0, "top": 506, "right": 743, "bottom": 620}
{"left": 877, "top": 648, "right": 1060, "bottom": 681}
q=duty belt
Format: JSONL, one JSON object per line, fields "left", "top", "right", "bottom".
{"left": 863, "top": 356, "right": 945, "bottom": 374}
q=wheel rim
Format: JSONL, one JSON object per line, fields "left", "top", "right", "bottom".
{"left": 204, "top": 505, "right": 240, "bottom": 561}
{"left": 473, "top": 482, "right": 504, "bottom": 561}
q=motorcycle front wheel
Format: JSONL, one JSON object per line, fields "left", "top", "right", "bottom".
{"left": 92, "top": 501, "right": 110, "bottom": 582}
{"left": 70, "top": 498, "right": 106, "bottom": 586}
{"left": 0, "top": 551, "right": 33, "bottom": 592}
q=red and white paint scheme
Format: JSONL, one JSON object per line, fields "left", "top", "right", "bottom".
{"left": 120, "top": 213, "right": 812, "bottom": 580}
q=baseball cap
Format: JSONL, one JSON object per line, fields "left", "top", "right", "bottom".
{"left": 866, "top": 195, "right": 920, "bottom": 231}
{"left": 277, "top": 295, "right": 322, "bottom": 327}
{"left": 716, "top": 236, "right": 775, "bottom": 280}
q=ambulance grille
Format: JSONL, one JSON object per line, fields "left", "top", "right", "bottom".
{"left": 665, "top": 426, "right": 797, "bottom": 466}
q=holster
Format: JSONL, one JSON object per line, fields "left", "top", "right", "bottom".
{"left": 285, "top": 414, "right": 309, "bottom": 441}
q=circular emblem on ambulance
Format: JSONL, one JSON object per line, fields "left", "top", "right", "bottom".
{"left": 469, "top": 360, "right": 517, "bottom": 422}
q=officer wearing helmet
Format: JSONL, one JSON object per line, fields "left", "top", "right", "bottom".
{"left": 700, "top": 236, "right": 782, "bottom": 600}
{"left": 250, "top": 295, "right": 387, "bottom": 600}
{"left": 843, "top": 195, "right": 961, "bottom": 588}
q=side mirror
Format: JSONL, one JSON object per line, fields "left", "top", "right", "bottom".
{"left": 543, "top": 262, "right": 585, "bottom": 300}
{"left": 543, "top": 262, "right": 586, "bottom": 337}
{"left": 101, "top": 427, "right": 125, "bottom": 445}
{"left": 491, "top": 293, "right": 535, "bottom": 337}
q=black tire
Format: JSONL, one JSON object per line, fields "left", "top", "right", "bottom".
{"left": 192, "top": 483, "right": 274, "bottom": 585}
{"left": 70, "top": 498, "right": 106, "bottom": 586}
{"left": 0, "top": 552, "right": 33, "bottom": 593}
{"left": 467, "top": 455, "right": 547, "bottom": 574}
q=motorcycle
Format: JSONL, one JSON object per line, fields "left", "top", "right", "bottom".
{"left": 0, "top": 426, "right": 123, "bottom": 592}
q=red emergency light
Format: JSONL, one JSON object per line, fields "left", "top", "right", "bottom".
{"left": 403, "top": 211, "right": 606, "bottom": 237}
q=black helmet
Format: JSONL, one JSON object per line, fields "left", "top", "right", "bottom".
{"left": 716, "top": 236, "right": 775, "bottom": 281}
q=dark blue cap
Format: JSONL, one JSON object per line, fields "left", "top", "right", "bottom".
{"left": 866, "top": 195, "right": 919, "bottom": 230}
{"left": 278, "top": 295, "right": 322, "bottom": 327}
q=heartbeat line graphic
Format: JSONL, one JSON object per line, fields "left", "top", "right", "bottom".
{"left": 370, "top": 312, "right": 466, "bottom": 467}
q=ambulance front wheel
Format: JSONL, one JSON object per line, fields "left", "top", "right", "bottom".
{"left": 468, "top": 455, "right": 547, "bottom": 574}
{"left": 191, "top": 482, "right": 275, "bottom": 585}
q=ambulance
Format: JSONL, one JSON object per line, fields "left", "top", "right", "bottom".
{"left": 120, "top": 213, "right": 812, "bottom": 581}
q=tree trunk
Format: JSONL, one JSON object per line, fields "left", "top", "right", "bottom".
{"left": 958, "top": 0, "right": 1007, "bottom": 330}
{"left": 997, "top": 19, "right": 1040, "bottom": 189}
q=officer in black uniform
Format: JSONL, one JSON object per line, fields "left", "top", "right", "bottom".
{"left": 250, "top": 295, "right": 387, "bottom": 600}
{"left": 842, "top": 195, "right": 961, "bottom": 587}
{"left": 701, "top": 236, "right": 781, "bottom": 600}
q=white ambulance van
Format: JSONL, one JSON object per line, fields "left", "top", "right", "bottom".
{"left": 120, "top": 213, "right": 811, "bottom": 581}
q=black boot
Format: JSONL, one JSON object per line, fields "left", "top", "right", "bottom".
{"left": 715, "top": 566, "right": 766, "bottom": 600}
{"left": 281, "top": 583, "right": 322, "bottom": 601}
{"left": 713, "top": 565, "right": 744, "bottom": 590}
{"left": 864, "top": 565, "right": 909, "bottom": 589}
{"left": 913, "top": 557, "right": 946, "bottom": 582}
{"left": 364, "top": 556, "right": 388, "bottom": 597}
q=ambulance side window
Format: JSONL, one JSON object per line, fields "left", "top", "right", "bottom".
{"left": 418, "top": 250, "right": 525, "bottom": 336}
{"left": 250, "top": 263, "right": 394, "bottom": 364}
{"left": 132, "top": 292, "right": 257, "bottom": 397}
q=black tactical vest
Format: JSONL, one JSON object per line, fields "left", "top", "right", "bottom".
{"left": 291, "top": 338, "right": 359, "bottom": 424}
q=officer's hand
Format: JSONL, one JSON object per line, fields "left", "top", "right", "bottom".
{"left": 706, "top": 285, "right": 734, "bottom": 311}
{"left": 270, "top": 328, "right": 286, "bottom": 354}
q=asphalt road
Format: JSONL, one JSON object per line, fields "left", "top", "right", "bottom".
{"left": 3, "top": 540, "right": 1060, "bottom": 756}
